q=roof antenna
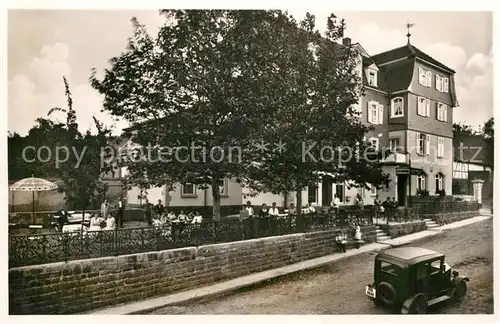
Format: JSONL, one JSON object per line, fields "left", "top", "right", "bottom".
{"left": 406, "top": 21, "right": 414, "bottom": 45}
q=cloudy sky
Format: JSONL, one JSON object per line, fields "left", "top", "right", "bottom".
{"left": 7, "top": 10, "right": 493, "bottom": 136}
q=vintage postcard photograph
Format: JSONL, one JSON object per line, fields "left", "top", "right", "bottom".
{"left": 4, "top": 3, "right": 496, "bottom": 321}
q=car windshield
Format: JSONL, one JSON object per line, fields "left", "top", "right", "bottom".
{"left": 380, "top": 261, "right": 401, "bottom": 277}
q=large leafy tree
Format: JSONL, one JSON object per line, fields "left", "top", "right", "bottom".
{"left": 47, "top": 77, "right": 112, "bottom": 216}
{"left": 482, "top": 117, "right": 494, "bottom": 167}
{"left": 8, "top": 119, "right": 71, "bottom": 180}
{"left": 90, "top": 10, "right": 300, "bottom": 220}
{"left": 244, "top": 12, "right": 388, "bottom": 212}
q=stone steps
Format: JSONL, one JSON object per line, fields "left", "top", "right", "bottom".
{"left": 375, "top": 225, "right": 390, "bottom": 241}
{"left": 423, "top": 218, "right": 441, "bottom": 231}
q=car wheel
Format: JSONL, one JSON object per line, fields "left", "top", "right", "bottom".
{"left": 452, "top": 280, "right": 468, "bottom": 302}
{"left": 409, "top": 294, "right": 428, "bottom": 314}
{"left": 377, "top": 281, "right": 397, "bottom": 307}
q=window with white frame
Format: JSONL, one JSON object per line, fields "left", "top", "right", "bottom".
{"left": 418, "top": 67, "right": 432, "bottom": 87}
{"left": 417, "top": 133, "right": 426, "bottom": 155}
{"left": 417, "top": 174, "right": 426, "bottom": 191}
{"left": 370, "top": 184, "right": 377, "bottom": 196}
{"left": 391, "top": 97, "right": 404, "bottom": 117}
{"left": 443, "top": 77, "right": 449, "bottom": 93}
{"left": 417, "top": 97, "right": 431, "bottom": 117}
{"left": 369, "top": 137, "right": 380, "bottom": 151}
{"left": 437, "top": 137, "right": 444, "bottom": 158}
{"left": 435, "top": 173, "right": 443, "bottom": 192}
{"left": 367, "top": 101, "right": 383, "bottom": 125}
{"left": 416, "top": 133, "right": 430, "bottom": 155}
{"left": 389, "top": 138, "right": 400, "bottom": 152}
{"left": 368, "top": 70, "right": 377, "bottom": 87}
{"left": 436, "top": 103, "right": 447, "bottom": 122}
{"left": 436, "top": 75, "right": 449, "bottom": 93}
{"left": 181, "top": 183, "right": 196, "bottom": 196}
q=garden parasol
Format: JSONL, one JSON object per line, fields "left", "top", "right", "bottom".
{"left": 9, "top": 174, "right": 58, "bottom": 223}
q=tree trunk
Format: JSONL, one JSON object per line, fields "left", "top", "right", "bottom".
{"left": 296, "top": 189, "right": 302, "bottom": 215}
{"left": 296, "top": 188, "right": 303, "bottom": 231}
{"left": 212, "top": 179, "right": 221, "bottom": 221}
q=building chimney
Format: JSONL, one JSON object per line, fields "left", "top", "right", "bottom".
{"left": 342, "top": 37, "right": 352, "bottom": 46}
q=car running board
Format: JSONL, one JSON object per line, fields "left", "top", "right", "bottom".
{"left": 428, "top": 294, "right": 451, "bottom": 307}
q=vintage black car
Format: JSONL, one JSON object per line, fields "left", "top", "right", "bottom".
{"left": 365, "top": 247, "right": 469, "bottom": 314}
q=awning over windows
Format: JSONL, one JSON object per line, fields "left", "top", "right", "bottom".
{"left": 395, "top": 165, "right": 425, "bottom": 176}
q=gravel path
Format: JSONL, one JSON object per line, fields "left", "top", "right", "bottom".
{"left": 152, "top": 218, "right": 493, "bottom": 314}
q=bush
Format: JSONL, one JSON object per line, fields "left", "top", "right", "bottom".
{"left": 417, "top": 189, "right": 430, "bottom": 197}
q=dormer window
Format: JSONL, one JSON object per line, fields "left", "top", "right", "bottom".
{"left": 364, "top": 63, "right": 379, "bottom": 88}
{"left": 436, "top": 75, "right": 449, "bottom": 93}
{"left": 418, "top": 67, "right": 432, "bottom": 87}
{"left": 368, "top": 70, "right": 377, "bottom": 87}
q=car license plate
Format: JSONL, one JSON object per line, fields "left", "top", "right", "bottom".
{"left": 365, "top": 285, "right": 376, "bottom": 298}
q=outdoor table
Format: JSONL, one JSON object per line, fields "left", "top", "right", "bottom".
{"left": 62, "top": 224, "right": 83, "bottom": 233}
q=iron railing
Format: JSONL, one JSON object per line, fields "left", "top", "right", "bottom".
{"left": 413, "top": 200, "right": 480, "bottom": 215}
{"left": 8, "top": 211, "right": 372, "bottom": 268}
{"left": 381, "top": 207, "right": 423, "bottom": 223}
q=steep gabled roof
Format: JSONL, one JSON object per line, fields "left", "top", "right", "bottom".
{"left": 380, "top": 58, "right": 415, "bottom": 93}
{"left": 371, "top": 43, "right": 455, "bottom": 74}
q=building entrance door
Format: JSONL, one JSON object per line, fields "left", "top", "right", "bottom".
{"left": 397, "top": 175, "right": 407, "bottom": 206}
{"left": 322, "top": 176, "right": 333, "bottom": 206}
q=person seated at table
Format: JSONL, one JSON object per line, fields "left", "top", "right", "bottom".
{"left": 89, "top": 213, "right": 102, "bottom": 232}
{"left": 304, "top": 203, "right": 316, "bottom": 215}
{"left": 167, "top": 211, "right": 177, "bottom": 221}
{"left": 55, "top": 210, "right": 69, "bottom": 232}
{"left": 178, "top": 210, "right": 188, "bottom": 222}
{"left": 191, "top": 211, "right": 203, "bottom": 224}
{"left": 288, "top": 203, "right": 297, "bottom": 215}
{"left": 259, "top": 203, "right": 269, "bottom": 217}
{"left": 105, "top": 213, "right": 116, "bottom": 230}
{"left": 268, "top": 202, "right": 280, "bottom": 216}
{"left": 239, "top": 204, "right": 250, "bottom": 221}
{"left": 245, "top": 201, "right": 254, "bottom": 216}
{"left": 160, "top": 212, "right": 168, "bottom": 224}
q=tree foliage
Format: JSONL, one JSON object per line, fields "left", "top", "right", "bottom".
{"left": 90, "top": 10, "right": 388, "bottom": 217}
{"left": 453, "top": 118, "right": 494, "bottom": 166}
{"left": 242, "top": 12, "right": 389, "bottom": 211}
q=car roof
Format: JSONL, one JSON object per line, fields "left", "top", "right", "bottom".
{"left": 376, "top": 247, "right": 444, "bottom": 266}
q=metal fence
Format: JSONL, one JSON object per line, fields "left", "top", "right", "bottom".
{"left": 8, "top": 200, "right": 481, "bottom": 268}
{"left": 413, "top": 200, "right": 481, "bottom": 215}
{"left": 8, "top": 210, "right": 373, "bottom": 268}
{"left": 381, "top": 207, "right": 423, "bottom": 223}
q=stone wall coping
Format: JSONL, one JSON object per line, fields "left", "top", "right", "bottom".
{"left": 378, "top": 220, "right": 425, "bottom": 228}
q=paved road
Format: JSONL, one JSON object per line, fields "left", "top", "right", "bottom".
{"left": 152, "top": 219, "right": 493, "bottom": 314}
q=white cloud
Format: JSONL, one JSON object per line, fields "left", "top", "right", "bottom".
{"left": 454, "top": 51, "right": 493, "bottom": 129}
{"left": 466, "top": 52, "right": 489, "bottom": 70}
{"left": 8, "top": 43, "right": 128, "bottom": 136}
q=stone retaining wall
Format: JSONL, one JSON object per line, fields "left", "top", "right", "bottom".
{"left": 425, "top": 210, "right": 480, "bottom": 225}
{"left": 378, "top": 221, "right": 427, "bottom": 239}
{"left": 9, "top": 226, "right": 376, "bottom": 315}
